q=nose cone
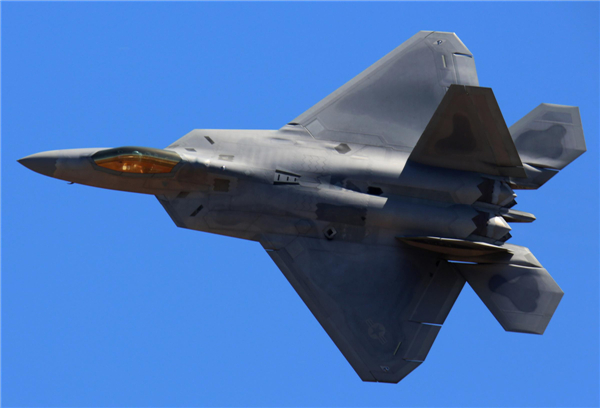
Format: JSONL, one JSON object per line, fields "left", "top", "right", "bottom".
{"left": 18, "top": 152, "right": 58, "bottom": 177}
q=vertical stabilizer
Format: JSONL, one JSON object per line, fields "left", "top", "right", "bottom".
{"left": 409, "top": 85, "right": 526, "bottom": 178}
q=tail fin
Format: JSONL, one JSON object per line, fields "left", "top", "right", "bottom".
{"left": 409, "top": 85, "right": 527, "bottom": 178}
{"left": 508, "top": 104, "right": 586, "bottom": 189}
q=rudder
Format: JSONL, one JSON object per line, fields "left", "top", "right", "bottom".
{"left": 409, "top": 85, "right": 527, "bottom": 178}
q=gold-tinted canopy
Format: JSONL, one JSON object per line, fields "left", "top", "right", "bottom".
{"left": 92, "top": 147, "right": 181, "bottom": 174}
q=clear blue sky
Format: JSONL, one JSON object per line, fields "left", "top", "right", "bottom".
{"left": 2, "top": 2, "right": 598, "bottom": 407}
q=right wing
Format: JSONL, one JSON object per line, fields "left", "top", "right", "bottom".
{"left": 285, "top": 31, "right": 479, "bottom": 148}
{"left": 260, "top": 234, "right": 466, "bottom": 383}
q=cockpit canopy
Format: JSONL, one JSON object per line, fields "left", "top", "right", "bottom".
{"left": 92, "top": 146, "right": 181, "bottom": 174}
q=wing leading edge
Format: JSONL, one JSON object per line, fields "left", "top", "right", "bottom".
{"left": 285, "top": 31, "right": 479, "bottom": 148}
{"left": 260, "top": 235, "right": 465, "bottom": 383}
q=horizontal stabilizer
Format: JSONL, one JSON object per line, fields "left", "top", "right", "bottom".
{"left": 453, "top": 261, "right": 563, "bottom": 334}
{"left": 510, "top": 104, "right": 586, "bottom": 170}
{"left": 409, "top": 85, "right": 526, "bottom": 178}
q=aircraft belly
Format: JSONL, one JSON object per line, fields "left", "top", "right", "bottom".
{"left": 158, "top": 176, "right": 480, "bottom": 246}
{"left": 19, "top": 29, "right": 580, "bottom": 384}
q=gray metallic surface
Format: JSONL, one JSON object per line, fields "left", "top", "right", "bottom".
{"left": 262, "top": 237, "right": 463, "bottom": 383}
{"left": 409, "top": 85, "right": 526, "bottom": 178}
{"left": 510, "top": 104, "right": 586, "bottom": 170}
{"left": 288, "top": 31, "right": 479, "bottom": 148}
{"left": 455, "top": 263, "right": 563, "bottom": 335}
{"left": 18, "top": 31, "right": 585, "bottom": 383}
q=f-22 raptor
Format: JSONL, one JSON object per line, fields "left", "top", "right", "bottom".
{"left": 19, "top": 31, "right": 586, "bottom": 383}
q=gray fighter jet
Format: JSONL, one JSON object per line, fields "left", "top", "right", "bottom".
{"left": 19, "top": 31, "right": 586, "bottom": 383}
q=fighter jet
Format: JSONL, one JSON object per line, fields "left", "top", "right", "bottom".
{"left": 18, "top": 31, "right": 586, "bottom": 383}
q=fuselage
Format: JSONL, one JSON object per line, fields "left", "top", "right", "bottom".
{"left": 19, "top": 126, "right": 521, "bottom": 250}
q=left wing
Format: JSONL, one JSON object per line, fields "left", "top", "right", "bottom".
{"left": 260, "top": 234, "right": 465, "bottom": 383}
{"left": 284, "top": 31, "right": 479, "bottom": 148}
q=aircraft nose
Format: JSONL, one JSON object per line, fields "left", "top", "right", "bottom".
{"left": 18, "top": 152, "right": 58, "bottom": 177}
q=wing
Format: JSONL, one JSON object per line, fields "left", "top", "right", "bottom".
{"left": 260, "top": 234, "right": 465, "bottom": 383}
{"left": 285, "top": 31, "right": 479, "bottom": 148}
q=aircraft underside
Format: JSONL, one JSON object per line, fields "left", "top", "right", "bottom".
{"left": 19, "top": 31, "right": 585, "bottom": 383}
